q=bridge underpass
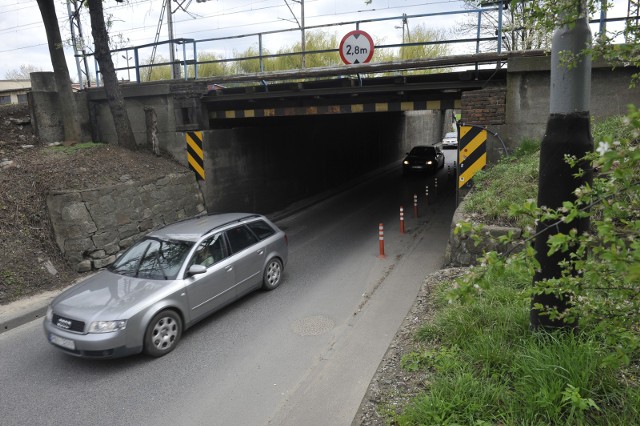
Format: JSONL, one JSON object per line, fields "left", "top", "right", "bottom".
{"left": 192, "top": 69, "right": 503, "bottom": 213}
{"left": 201, "top": 113, "right": 403, "bottom": 213}
{"left": 29, "top": 50, "right": 634, "bottom": 215}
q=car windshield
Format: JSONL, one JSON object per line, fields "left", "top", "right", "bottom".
{"left": 445, "top": 132, "right": 457, "bottom": 138}
{"left": 409, "top": 146, "right": 436, "bottom": 156}
{"left": 109, "top": 237, "right": 194, "bottom": 280}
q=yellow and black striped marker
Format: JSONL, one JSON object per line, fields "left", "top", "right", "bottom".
{"left": 186, "top": 131, "right": 205, "bottom": 180}
{"left": 458, "top": 126, "right": 487, "bottom": 188}
{"left": 209, "top": 99, "right": 462, "bottom": 119}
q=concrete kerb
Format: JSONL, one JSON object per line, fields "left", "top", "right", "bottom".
{"left": 0, "top": 162, "right": 403, "bottom": 335}
{"left": 0, "top": 272, "right": 95, "bottom": 334}
{"left": 0, "top": 284, "right": 72, "bottom": 335}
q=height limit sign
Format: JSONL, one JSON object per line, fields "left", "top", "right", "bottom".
{"left": 339, "top": 30, "right": 374, "bottom": 65}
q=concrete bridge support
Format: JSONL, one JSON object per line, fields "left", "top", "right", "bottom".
{"left": 28, "top": 59, "right": 639, "bottom": 215}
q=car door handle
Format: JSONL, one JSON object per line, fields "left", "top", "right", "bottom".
{"left": 226, "top": 266, "right": 233, "bottom": 272}
{"left": 257, "top": 249, "right": 264, "bottom": 255}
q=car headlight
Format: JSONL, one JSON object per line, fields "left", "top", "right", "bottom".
{"left": 426, "top": 160, "right": 433, "bottom": 165}
{"left": 88, "top": 320, "right": 127, "bottom": 333}
{"left": 403, "top": 160, "right": 409, "bottom": 165}
{"left": 46, "top": 306, "right": 53, "bottom": 322}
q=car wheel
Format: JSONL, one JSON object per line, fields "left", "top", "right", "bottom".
{"left": 262, "top": 258, "right": 283, "bottom": 291}
{"left": 144, "top": 310, "right": 182, "bottom": 357}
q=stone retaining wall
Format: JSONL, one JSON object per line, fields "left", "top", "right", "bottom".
{"left": 47, "top": 172, "right": 206, "bottom": 272}
{"left": 444, "top": 198, "right": 522, "bottom": 267}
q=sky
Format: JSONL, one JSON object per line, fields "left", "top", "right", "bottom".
{"left": 0, "top": 0, "right": 632, "bottom": 83}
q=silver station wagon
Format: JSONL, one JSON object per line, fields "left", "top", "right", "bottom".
{"left": 44, "top": 213, "right": 288, "bottom": 359}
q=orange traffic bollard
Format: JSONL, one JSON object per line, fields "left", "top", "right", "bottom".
{"left": 424, "top": 186, "right": 429, "bottom": 221}
{"left": 400, "top": 206, "right": 405, "bottom": 234}
{"left": 378, "top": 223, "right": 385, "bottom": 258}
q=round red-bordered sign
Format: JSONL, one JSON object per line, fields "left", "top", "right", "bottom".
{"left": 339, "top": 30, "right": 375, "bottom": 65}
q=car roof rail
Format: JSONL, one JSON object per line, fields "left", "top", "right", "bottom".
{"left": 202, "top": 213, "right": 262, "bottom": 236}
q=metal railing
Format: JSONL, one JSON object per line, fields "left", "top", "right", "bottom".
{"left": 87, "top": 6, "right": 624, "bottom": 87}
{"left": 88, "top": 7, "right": 503, "bottom": 86}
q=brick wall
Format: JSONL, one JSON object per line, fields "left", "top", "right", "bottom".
{"left": 461, "top": 87, "right": 506, "bottom": 125}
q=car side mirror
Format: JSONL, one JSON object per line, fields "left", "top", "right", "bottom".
{"left": 188, "top": 265, "right": 207, "bottom": 276}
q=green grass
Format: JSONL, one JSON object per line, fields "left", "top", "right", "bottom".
{"left": 463, "top": 139, "right": 540, "bottom": 229}
{"left": 50, "top": 141, "right": 105, "bottom": 153}
{"left": 592, "top": 114, "right": 636, "bottom": 144}
{"left": 463, "top": 114, "right": 638, "bottom": 229}
{"left": 391, "top": 267, "right": 640, "bottom": 425}
{"left": 388, "top": 117, "right": 640, "bottom": 424}
{"left": 1, "top": 270, "right": 22, "bottom": 295}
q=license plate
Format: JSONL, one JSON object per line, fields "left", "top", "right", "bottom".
{"left": 50, "top": 334, "right": 76, "bottom": 350}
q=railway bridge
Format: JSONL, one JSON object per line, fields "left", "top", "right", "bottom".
{"left": 30, "top": 50, "right": 639, "bottom": 213}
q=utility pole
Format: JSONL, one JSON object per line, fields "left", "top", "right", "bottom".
{"left": 287, "top": 0, "right": 306, "bottom": 68}
{"left": 300, "top": 0, "right": 305, "bottom": 68}
{"left": 66, "top": 0, "right": 91, "bottom": 87}
{"left": 530, "top": 1, "right": 593, "bottom": 331}
{"left": 167, "top": 0, "right": 180, "bottom": 79}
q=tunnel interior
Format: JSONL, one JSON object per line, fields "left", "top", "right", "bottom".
{"left": 203, "top": 111, "right": 416, "bottom": 214}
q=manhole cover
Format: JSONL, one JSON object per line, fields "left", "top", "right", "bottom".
{"left": 291, "top": 315, "right": 335, "bottom": 336}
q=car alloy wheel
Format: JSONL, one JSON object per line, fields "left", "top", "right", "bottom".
{"left": 262, "top": 259, "right": 283, "bottom": 291}
{"left": 144, "top": 310, "right": 182, "bottom": 357}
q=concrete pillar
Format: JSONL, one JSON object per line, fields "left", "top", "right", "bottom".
{"left": 29, "top": 72, "right": 64, "bottom": 143}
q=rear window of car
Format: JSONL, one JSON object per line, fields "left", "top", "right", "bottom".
{"left": 409, "top": 146, "right": 436, "bottom": 156}
{"left": 247, "top": 220, "right": 276, "bottom": 241}
{"left": 445, "top": 132, "right": 457, "bottom": 138}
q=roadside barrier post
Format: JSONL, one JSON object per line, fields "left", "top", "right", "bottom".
{"left": 454, "top": 160, "right": 459, "bottom": 207}
{"left": 413, "top": 194, "right": 418, "bottom": 219}
{"left": 425, "top": 185, "right": 429, "bottom": 215}
{"left": 378, "top": 223, "right": 385, "bottom": 258}
{"left": 399, "top": 206, "right": 405, "bottom": 234}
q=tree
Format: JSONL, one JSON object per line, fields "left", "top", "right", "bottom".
{"left": 227, "top": 28, "right": 451, "bottom": 76}
{"left": 461, "top": 0, "right": 638, "bottom": 332}
{"left": 36, "top": 0, "right": 82, "bottom": 146}
{"left": 196, "top": 53, "right": 230, "bottom": 79}
{"left": 231, "top": 46, "right": 274, "bottom": 74}
{"left": 141, "top": 55, "right": 173, "bottom": 82}
{"left": 398, "top": 25, "right": 451, "bottom": 74}
{"left": 5, "top": 65, "right": 44, "bottom": 80}
{"left": 461, "top": 0, "right": 552, "bottom": 52}
{"left": 272, "top": 31, "right": 341, "bottom": 70}
{"left": 494, "top": 0, "right": 640, "bottom": 80}
{"left": 592, "top": 0, "right": 640, "bottom": 85}
{"left": 86, "top": 0, "right": 137, "bottom": 150}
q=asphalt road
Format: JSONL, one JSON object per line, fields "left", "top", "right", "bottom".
{"left": 0, "top": 151, "right": 458, "bottom": 426}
